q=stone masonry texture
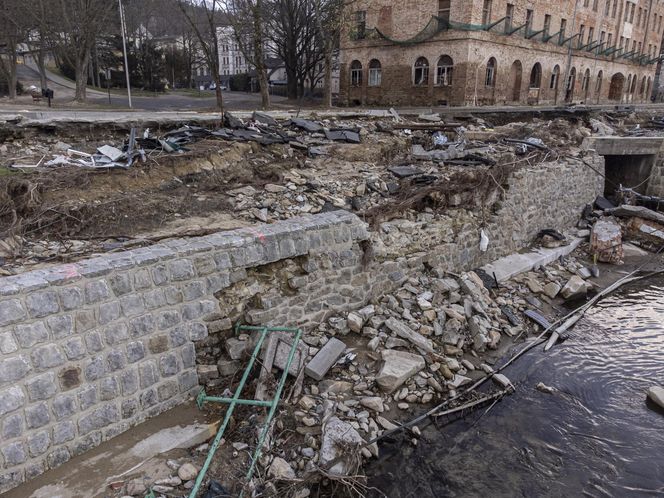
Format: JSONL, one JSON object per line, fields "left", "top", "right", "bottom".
{"left": 0, "top": 211, "right": 367, "bottom": 493}
{"left": 0, "top": 154, "right": 605, "bottom": 492}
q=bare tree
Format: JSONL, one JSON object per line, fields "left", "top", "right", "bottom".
{"left": 227, "top": 0, "right": 270, "bottom": 108}
{"left": 313, "top": 0, "right": 347, "bottom": 107}
{"left": 50, "top": 0, "right": 115, "bottom": 101}
{"left": 0, "top": 0, "right": 26, "bottom": 99}
{"left": 175, "top": 0, "right": 225, "bottom": 113}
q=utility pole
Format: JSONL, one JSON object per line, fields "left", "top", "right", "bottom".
{"left": 118, "top": 0, "right": 133, "bottom": 108}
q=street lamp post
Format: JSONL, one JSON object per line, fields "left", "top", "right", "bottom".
{"left": 118, "top": 0, "right": 133, "bottom": 108}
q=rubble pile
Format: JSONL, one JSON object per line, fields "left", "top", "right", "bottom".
{"left": 164, "top": 245, "right": 607, "bottom": 498}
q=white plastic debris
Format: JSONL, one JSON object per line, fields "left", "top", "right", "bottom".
{"left": 480, "top": 229, "right": 489, "bottom": 252}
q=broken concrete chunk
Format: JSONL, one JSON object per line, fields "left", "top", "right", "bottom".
{"left": 384, "top": 317, "right": 434, "bottom": 353}
{"left": 492, "top": 373, "right": 514, "bottom": 390}
{"left": 319, "top": 417, "right": 365, "bottom": 475}
{"left": 225, "top": 338, "right": 247, "bottom": 361}
{"left": 543, "top": 282, "right": 561, "bottom": 299}
{"left": 375, "top": 349, "right": 425, "bottom": 393}
{"left": 263, "top": 333, "right": 307, "bottom": 376}
{"left": 217, "top": 359, "right": 240, "bottom": 377}
{"left": 647, "top": 386, "right": 664, "bottom": 410}
{"left": 347, "top": 312, "right": 364, "bottom": 333}
{"left": 305, "top": 338, "right": 347, "bottom": 381}
{"left": 560, "top": 275, "right": 590, "bottom": 300}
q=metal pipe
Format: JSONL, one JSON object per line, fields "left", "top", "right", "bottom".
{"left": 200, "top": 397, "right": 274, "bottom": 407}
{"left": 240, "top": 327, "right": 303, "bottom": 497}
{"left": 118, "top": 0, "right": 133, "bottom": 108}
{"left": 188, "top": 327, "right": 270, "bottom": 498}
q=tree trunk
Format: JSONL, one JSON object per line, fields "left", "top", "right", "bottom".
{"left": 286, "top": 65, "right": 298, "bottom": 100}
{"left": 323, "top": 50, "right": 332, "bottom": 107}
{"left": 8, "top": 50, "right": 18, "bottom": 100}
{"left": 37, "top": 38, "right": 47, "bottom": 90}
{"left": 75, "top": 53, "right": 90, "bottom": 102}
{"left": 252, "top": 2, "right": 270, "bottom": 109}
{"left": 214, "top": 73, "right": 224, "bottom": 115}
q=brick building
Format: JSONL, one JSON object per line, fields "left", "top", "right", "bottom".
{"left": 339, "top": 0, "right": 664, "bottom": 106}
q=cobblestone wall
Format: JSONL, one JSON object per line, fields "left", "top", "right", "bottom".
{"left": 0, "top": 155, "right": 604, "bottom": 492}
{"left": 0, "top": 211, "right": 368, "bottom": 493}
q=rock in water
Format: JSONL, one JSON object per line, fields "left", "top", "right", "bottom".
{"left": 375, "top": 350, "right": 425, "bottom": 393}
{"left": 590, "top": 218, "right": 624, "bottom": 264}
{"left": 319, "top": 417, "right": 365, "bottom": 475}
{"left": 560, "top": 276, "right": 589, "bottom": 299}
{"left": 647, "top": 386, "right": 664, "bottom": 410}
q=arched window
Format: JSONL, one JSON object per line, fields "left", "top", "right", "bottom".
{"left": 368, "top": 59, "right": 382, "bottom": 87}
{"left": 529, "top": 63, "right": 542, "bottom": 89}
{"left": 630, "top": 74, "right": 637, "bottom": 93}
{"left": 485, "top": 57, "right": 497, "bottom": 87}
{"left": 436, "top": 55, "right": 454, "bottom": 86}
{"left": 350, "top": 60, "right": 362, "bottom": 87}
{"left": 581, "top": 69, "right": 591, "bottom": 92}
{"left": 647, "top": 77, "right": 652, "bottom": 99}
{"left": 595, "top": 70, "right": 603, "bottom": 93}
{"left": 550, "top": 65, "right": 560, "bottom": 90}
{"left": 413, "top": 57, "right": 430, "bottom": 86}
{"left": 640, "top": 76, "right": 647, "bottom": 96}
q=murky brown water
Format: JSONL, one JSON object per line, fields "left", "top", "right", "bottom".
{"left": 369, "top": 276, "right": 664, "bottom": 497}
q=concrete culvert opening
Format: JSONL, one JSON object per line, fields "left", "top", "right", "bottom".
{"left": 603, "top": 154, "right": 656, "bottom": 198}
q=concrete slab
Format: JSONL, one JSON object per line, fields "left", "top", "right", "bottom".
{"left": 3, "top": 403, "right": 219, "bottom": 498}
{"left": 481, "top": 238, "right": 583, "bottom": 283}
{"left": 305, "top": 338, "right": 347, "bottom": 381}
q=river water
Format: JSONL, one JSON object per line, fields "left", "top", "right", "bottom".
{"left": 369, "top": 276, "right": 664, "bottom": 497}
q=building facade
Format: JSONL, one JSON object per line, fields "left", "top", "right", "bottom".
{"left": 339, "top": 0, "right": 664, "bottom": 106}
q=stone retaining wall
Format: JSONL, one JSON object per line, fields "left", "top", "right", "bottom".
{"left": 0, "top": 154, "right": 604, "bottom": 493}
{"left": 0, "top": 211, "right": 368, "bottom": 493}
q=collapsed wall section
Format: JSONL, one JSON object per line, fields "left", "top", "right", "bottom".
{"left": 0, "top": 153, "right": 604, "bottom": 493}
{"left": 0, "top": 211, "right": 368, "bottom": 493}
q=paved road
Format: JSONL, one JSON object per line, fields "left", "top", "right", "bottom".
{"left": 13, "top": 62, "right": 290, "bottom": 111}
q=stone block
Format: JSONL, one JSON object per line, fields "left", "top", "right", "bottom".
{"left": 139, "top": 388, "right": 158, "bottom": 409}
{"left": 84, "top": 356, "right": 106, "bottom": 381}
{"left": 0, "top": 299, "right": 27, "bottom": 326}
{"left": 77, "top": 385, "right": 97, "bottom": 411}
{"left": 181, "top": 343, "right": 196, "bottom": 369}
{"left": 47, "top": 447, "right": 71, "bottom": 469}
{"left": 189, "top": 322, "right": 208, "bottom": 341}
{"left": 0, "top": 356, "right": 31, "bottom": 384}
{"left": 78, "top": 404, "right": 120, "bottom": 435}
{"left": 27, "top": 430, "right": 50, "bottom": 457}
{"left": 138, "top": 360, "right": 159, "bottom": 389}
{"left": 58, "top": 366, "right": 82, "bottom": 391}
{"left": 63, "top": 337, "right": 86, "bottom": 360}
{"left": 159, "top": 352, "right": 180, "bottom": 377}
{"left": 75, "top": 309, "right": 96, "bottom": 333}
{"left": 108, "top": 273, "right": 133, "bottom": 296}
{"left": 148, "top": 335, "right": 169, "bottom": 354}
{"left": 31, "top": 344, "right": 65, "bottom": 370}
{"left": 375, "top": 350, "right": 425, "bottom": 393}
{"left": 151, "top": 265, "right": 170, "bottom": 286}
{"left": 100, "top": 377, "right": 119, "bottom": 400}
{"left": 103, "top": 322, "right": 129, "bottom": 345}
{"left": 133, "top": 269, "right": 153, "bottom": 290}
{"left": 120, "top": 294, "right": 146, "bottom": 318}
{"left": 98, "top": 302, "right": 121, "bottom": 325}
{"left": 178, "top": 370, "right": 199, "bottom": 392}
{"left": 46, "top": 315, "right": 73, "bottom": 339}
{"left": 0, "top": 386, "right": 26, "bottom": 416}
{"left": 1, "top": 441, "right": 27, "bottom": 466}
{"left": 25, "top": 401, "right": 50, "bottom": 429}
{"left": 305, "top": 338, "right": 347, "bottom": 381}
{"left": 156, "top": 310, "right": 181, "bottom": 330}
{"left": 120, "top": 369, "right": 139, "bottom": 395}
{"left": 25, "top": 291, "right": 60, "bottom": 321}
{"left": 143, "top": 289, "right": 166, "bottom": 309}
{"left": 15, "top": 322, "right": 49, "bottom": 348}
{"left": 168, "top": 259, "right": 196, "bottom": 281}
{"left": 58, "top": 287, "right": 83, "bottom": 311}
{"left": 182, "top": 281, "right": 206, "bottom": 301}
{"left": 121, "top": 398, "right": 138, "bottom": 419}
{"left": 157, "top": 380, "right": 179, "bottom": 401}
{"left": 0, "top": 331, "right": 18, "bottom": 354}
{"left": 52, "top": 394, "right": 77, "bottom": 420}
{"left": 84, "top": 280, "right": 111, "bottom": 304}
{"left": 84, "top": 331, "right": 104, "bottom": 352}
{"left": 129, "top": 314, "right": 155, "bottom": 337}
{"left": 1, "top": 413, "right": 23, "bottom": 439}
{"left": 107, "top": 349, "right": 127, "bottom": 371}
{"left": 126, "top": 341, "right": 146, "bottom": 363}
{"left": 25, "top": 372, "right": 57, "bottom": 401}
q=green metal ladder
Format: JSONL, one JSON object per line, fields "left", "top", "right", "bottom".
{"left": 186, "top": 325, "right": 303, "bottom": 498}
